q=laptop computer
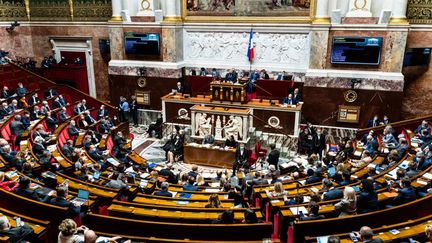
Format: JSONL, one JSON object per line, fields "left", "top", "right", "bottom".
{"left": 71, "top": 189, "right": 89, "bottom": 206}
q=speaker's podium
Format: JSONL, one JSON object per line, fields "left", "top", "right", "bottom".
{"left": 210, "top": 81, "right": 247, "bottom": 103}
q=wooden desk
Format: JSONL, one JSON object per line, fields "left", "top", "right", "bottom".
{"left": 184, "top": 144, "right": 236, "bottom": 168}
{"left": 210, "top": 81, "right": 247, "bottom": 103}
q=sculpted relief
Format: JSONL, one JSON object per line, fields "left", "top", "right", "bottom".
{"left": 184, "top": 31, "right": 310, "bottom": 69}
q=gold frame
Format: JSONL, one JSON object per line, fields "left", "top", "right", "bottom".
{"left": 181, "top": 0, "right": 317, "bottom": 23}
{"left": 135, "top": 90, "right": 151, "bottom": 105}
{"left": 337, "top": 105, "right": 361, "bottom": 124}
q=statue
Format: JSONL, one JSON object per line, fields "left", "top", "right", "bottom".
{"left": 223, "top": 115, "right": 243, "bottom": 140}
{"left": 195, "top": 113, "right": 212, "bottom": 136}
{"left": 215, "top": 115, "right": 222, "bottom": 139}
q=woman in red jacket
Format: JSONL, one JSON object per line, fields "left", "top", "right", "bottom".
{"left": 0, "top": 171, "right": 19, "bottom": 191}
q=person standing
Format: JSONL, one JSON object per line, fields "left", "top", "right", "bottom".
{"left": 118, "top": 96, "right": 129, "bottom": 122}
{"left": 130, "top": 95, "right": 138, "bottom": 127}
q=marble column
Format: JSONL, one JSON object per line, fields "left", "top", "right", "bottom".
{"left": 110, "top": 0, "right": 123, "bottom": 21}
{"left": 390, "top": 0, "right": 409, "bottom": 24}
{"left": 309, "top": 29, "right": 329, "bottom": 69}
{"left": 109, "top": 27, "right": 125, "bottom": 60}
{"left": 162, "top": 24, "right": 183, "bottom": 62}
{"left": 313, "top": 0, "right": 330, "bottom": 24}
{"left": 328, "top": 0, "right": 338, "bottom": 16}
{"left": 163, "top": 0, "right": 181, "bottom": 22}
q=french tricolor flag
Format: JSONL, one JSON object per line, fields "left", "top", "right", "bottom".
{"left": 247, "top": 29, "right": 254, "bottom": 62}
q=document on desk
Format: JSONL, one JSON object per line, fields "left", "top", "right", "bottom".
{"left": 422, "top": 173, "right": 432, "bottom": 180}
{"left": 289, "top": 206, "right": 308, "bottom": 215}
{"left": 316, "top": 236, "right": 329, "bottom": 243}
{"left": 205, "top": 188, "right": 220, "bottom": 193}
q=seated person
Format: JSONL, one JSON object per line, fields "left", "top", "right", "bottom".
{"left": 212, "top": 210, "right": 235, "bottom": 224}
{"left": 147, "top": 115, "right": 163, "bottom": 138}
{"left": 84, "top": 110, "right": 96, "bottom": 126}
{"left": 0, "top": 215, "right": 37, "bottom": 242}
{"left": 32, "top": 125, "right": 50, "bottom": 142}
{"left": 202, "top": 134, "right": 215, "bottom": 145}
{"left": 40, "top": 150, "right": 57, "bottom": 171}
{"left": 0, "top": 102, "right": 11, "bottom": 117}
{"left": 300, "top": 201, "right": 325, "bottom": 221}
{"left": 291, "top": 88, "right": 302, "bottom": 104}
{"left": 28, "top": 93, "right": 41, "bottom": 106}
{"left": 58, "top": 95, "right": 67, "bottom": 107}
{"left": 167, "top": 132, "right": 184, "bottom": 163}
{"left": 224, "top": 69, "right": 237, "bottom": 82}
{"left": 322, "top": 178, "right": 343, "bottom": 201}
{"left": 415, "top": 120, "right": 430, "bottom": 135}
{"left": 44, "top": 87, "right": 58, "bottom": 99}
{"left": 391, "top": 176, "right": 416, "bottom": 206}
{"left": 8, "top": 99, "right": 18, "bottom": 113}
{"left": 98, "top": 118, "right": 112, "bottom": 134}
{"left": 57, "top": 218, "right": 85, "bottom": 243}
{"left": 50, "top": 186, "right": 81, "bottom": 218}
{"left": 73, "top": 101, "right": 84, "bottom": 115}
{"left": 224, "top": 135, "right": 237, "bottom": 148}
{"left": 96, "top": 105, "right": 109, "bottom": 120}
{"left": 1, "top": 144, "right": 25, "bottom": 170}
{"left": 62, "top": 139, "right": 79, "bottom": 160}
{"left": 182, "top": 176, "right": 198, "bottom": 191}
{"left": 281, "top": 93, "right": 294, "bottom": 105}
{"left": 58, "top": 107, "right": 71, "bottom": 123}
{"left": 174, "top": 81, "right": 183, "bottom": 93}
{"left": 14, "top": 176, "right": 55, "bottom": 202}
{"left": 154, "top": 182, "right": 173, "bottom": 197}
{"left": 32, "top": 136, "right": 46, "bottom": 157}
{"left": 0, "top": 171, "right": 19, "bottom": 191}
{"left": 40, "top": 101, "right": 51, "bottom": 115}
{"left": 88, "top": 145, "right": 107, "bottom": 169}
{"left": 30, "top": 106, "right": 42, "bottom": 121}
{"left": 1, "top": 86, "right": 11, "bottom": 99}
{"left": 367, "top": 115, "right": 381, "bottom": 128}
{"left": 349, "top": 150, "right": 373, "bottom": 171}
{"left": 67, "top": 120, "right": 80, "bottom": 138}
{"left": 52, "top": 97, "right": 63, "bottom": 109}
{"left": 205, "top": 194, "right": 222, "bottom": 208}
{"left": 45, "top": 111, "right": 58, "bottom": 132}
{"left": 77, "top": 114, "right": 89, "bottom": 129}
{"left": 352, "top": 226, "right": 384, "bottom": 243}
{"left": 15, "top": 82, "right": 28, "bottom": 97}
{"left": 21, "top": 112, "right": 31, "bottom": 129}
{"left": 105, "top": 172, "right": 128, "bottom": 189}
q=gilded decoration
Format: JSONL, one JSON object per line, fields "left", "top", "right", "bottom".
{"left": 0, "top": 0, "right": 27, "bottom": 21}
{"left": 407, "top": 0, "right": 432, "bottom": 24}
{"left": 73, "top": 0, "right": 111, "bottom": 21}
{"left": 29, "top": 0, "right": 70, "bottom": 21}
{"left": 182, "top": 0, "right": 316, "bottom": 23}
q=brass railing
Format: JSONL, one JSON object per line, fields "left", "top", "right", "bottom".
{"left": 0, "top": 0, "right": 111, "bottom": 21}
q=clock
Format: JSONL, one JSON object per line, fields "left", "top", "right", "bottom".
{"left": 137, "top": 77, "right": 147, "bottom": 88}
{"left": 353, "top": 0, "right": 367, "bottom": 10}
{"left": 344, "top": 90, "right": 358, "bottom": 103}
{"left": 141, "top": 0, "right": 152, "bottom": 11}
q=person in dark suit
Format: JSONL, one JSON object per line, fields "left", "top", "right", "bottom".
{"left": 175, "top": 82, "right": 184, "bottom": 93}
{"left": 73, "top": 101, "right": 83, "bottom": 115}
{"left": 77, "top": 114, "right": 89, "bottom": 129}
{"left": 357, "top": 179, "right": 378, "bottom": 213}
{"left": 233, "top": 143, "right": 248, "bottom": 174}
{"left": 88, "top": 145, "right": 107, "bottom": 170}
{"left": 15, "top": 82, "right": 27, "bottom": 97}
{"left": 21, "top": 112, "right": 31, "bottom": 129}
{"left": 300, "top": 202, "right": 325, "bottom": 221}
{"left": 1, "top": 86, "right": 11, "bottom": 99}
{"left": 313, "top": 128, "right": 326, "bottom": 159}
{"left": 50, "top": 186, "right": 81, "bottom": 218}
{"left": 154, "top": 182, "right": 173, "bottom": 197}
{"left": 32, "top": 125, "right": 50, "bottom": 142}
{"left": 224, "top": 69, "right": 237, "bottom": 82}
{"left": 0, "top": 215, "right": 38, "bottom": 243}
{"left": 98, "top": 118, "right": 111, "bottom": 134}
{"left": 52, "top": 97, "right": 63, "bottom": 109}
{"left": 0, "top": 102, "right": 11, "bottom": 117}
{"left": 353, "top": 226, "right": 384, "bottom": 243}
{"left": 62, "top": 140, "right": 77, "bottom": 160}
{"left": 58, "top": 95, "right": 67, "bottom": 107}
{"left": 8, "top": 99, "right": 18, "bottom": 113}
{"left": 10, "top": 114, "right": 26, "bottom": 147}
{"left": 67, "top": 120, "right": 80, "bottom": 138}
{"left": 391, "top": 177, "right": 416, "bottom": 206}
{"left": 0, "top": 145, "right": 25, "bottom": 170}
{"left": 187, "top": 165, "right": 199, "bottom": 179}
{"left": 84, "top": 111, "right": 96, "bottom": 126}
{"left": 96, "top": 105, "right": 109, "bottom": 120}
{"left": 44, "top": 87, "right": 58, "bottom": 99}
{"left": 130, "top": 95, "right": 138, "bottom": 126}
{"left": 414, "top": 120, "right": 430, "bottom": 135}
{"left": 224, "top": 135, "right": 237, "bottom": 148}
{"left": 159, "top": 163, "right": 177, "bottom": 184}
{"left": 32, "top": 136, "right": 46, "bottom": 157}
{"left": 305, "top": 169, "right": 322, "bottom": 185}
{"left": 58, "top": 107, "right": 70, "bottom": 123}
{"left": 366, "top": 115, "right": 381, "bottom": 128}
{"left": 322, "top": 178, "right": 343, "bottom": 201}
{"left": 40, "top": 101, "right": 51, "bottom": 115}
{"left": 147, "top": 116, "right": 163, "bottom": 138}
{"left": 183, "top": 177, "right": 198, "bottom": 191}
{"left": 291, "top": 88, "right": 302, "bottom": 105}
{"left": 45, "top": 111, "right": 58, "bottom": 132}
{"left": 14, "top": 176, "right": 54, "bottom": 202}
{"left": 281, "top": 94, "right": 294, "bottom": 105}
{"left": 300, "top": 129, "right": 314, "bottom": 155}
{"left": 27, "top": 93, "right": 41, "bottom": 106}
{"left": 202, "top": 134, "right": 215, "bottom": 145}
{"left": 267, "top": 144, "right": 280, "bottom": 169}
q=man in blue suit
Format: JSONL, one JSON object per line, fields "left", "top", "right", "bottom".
{"left": 322, "top": 178, "right": 343, "bottom": 201}
{"left": 392, "top": 177, "right": 416, "bottom": 206}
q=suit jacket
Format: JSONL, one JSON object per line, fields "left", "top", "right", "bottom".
{"left": 68, "top": 125, "right": 79, "bottom": 137}
{"left": 73, "top": 105, "right": 83, "bottom": 115}
{"left": 32, "top": 143, "right": 45, "bottom": 156}
{"left": 1, "top": 90, "right": 10, "bottom": 99}
{"left": 21, "top": 116, "right": 31, "bottom": 129}
{"left": 78, "top": 119, "right": 88, "bottom": 129}
{"left": 58, "top": 111, "right": 69, "bottom": 122}
{"left": 292, "top": 93, "right": 302, "bottom": 104}
{"left": 62, "top": 144, "right": 75, "bottom": 158}
{"left": 183, "top": 183, "right": 198, "bottom": 191}
{"left": 50, "top": 197, "right": 80, "bottom": 216}
{"left": 15, "top": 87, "right": 28, "bottom": 96}
{"left": 300, "top": 214, "right": 325, "bottom": 221}
{"left": 28, "top": 96, "right": 40, "bottom": 106}
{"left": 393, "top": 187, "right": 416, "bottom": 205}
{"left": 0, "top": 224, "right": 36, "bottom": 243}
{"left": 267, "top": 149, "right": 280, "bottom": 166}
{"left": 52, "top": 100, "right": 63, "bottom": 109}
{"left": 323, "top": 188, "right": 343, "bottom": 201}
{"left": 366, "top": 119, "right": 381, "bottom": 128}
{"left": 356, "top": 191, "right": 378, "bottom": 213}
{"left": 59, "top": 97, "right": 67, "bottom": 106}
{"left": 235, "top": 148, "right": 248, "bottom": 164}
{"left": 98, "top": 123, "right": 110, "bottom": 134}
{"left": 281, "top": 97, "right": 293, "bottom": 105}
{"left": 15, "top": 188, "right": 51, "bottom": 202}
{"left": 10, "top": 120, "right": 25, "bottom": 136}
{"left": 154, "top": 190, "right": 173, "bottom": 197}
{"left": 40, "top": 105, "right": 50, "bottom": 115}
{"left": 313, "top": 133, "right": 326, "bottom": 150}
{"left": 0, "top": 107, "right": 11, "bottom": 117}
{"left": 89, "top": 149, "right": 104, "bottom": 161}
{"left": 45, "top": 88, "right": 58, "bottom": 98}
{"left": 96, "top": 109, "right": 109, "bottom": 120}
{"left": 46, "top": 116, "right": 58, "bottom": 130}
{"left": 85, "top": 114, "right": 96, "bottom": 125}
{"left": 8, "top": 104, "right": 17, "bottom": 113}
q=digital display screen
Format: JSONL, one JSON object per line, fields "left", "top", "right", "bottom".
{"left": 331, "top": 37, "right": 383, "bottom": 65}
